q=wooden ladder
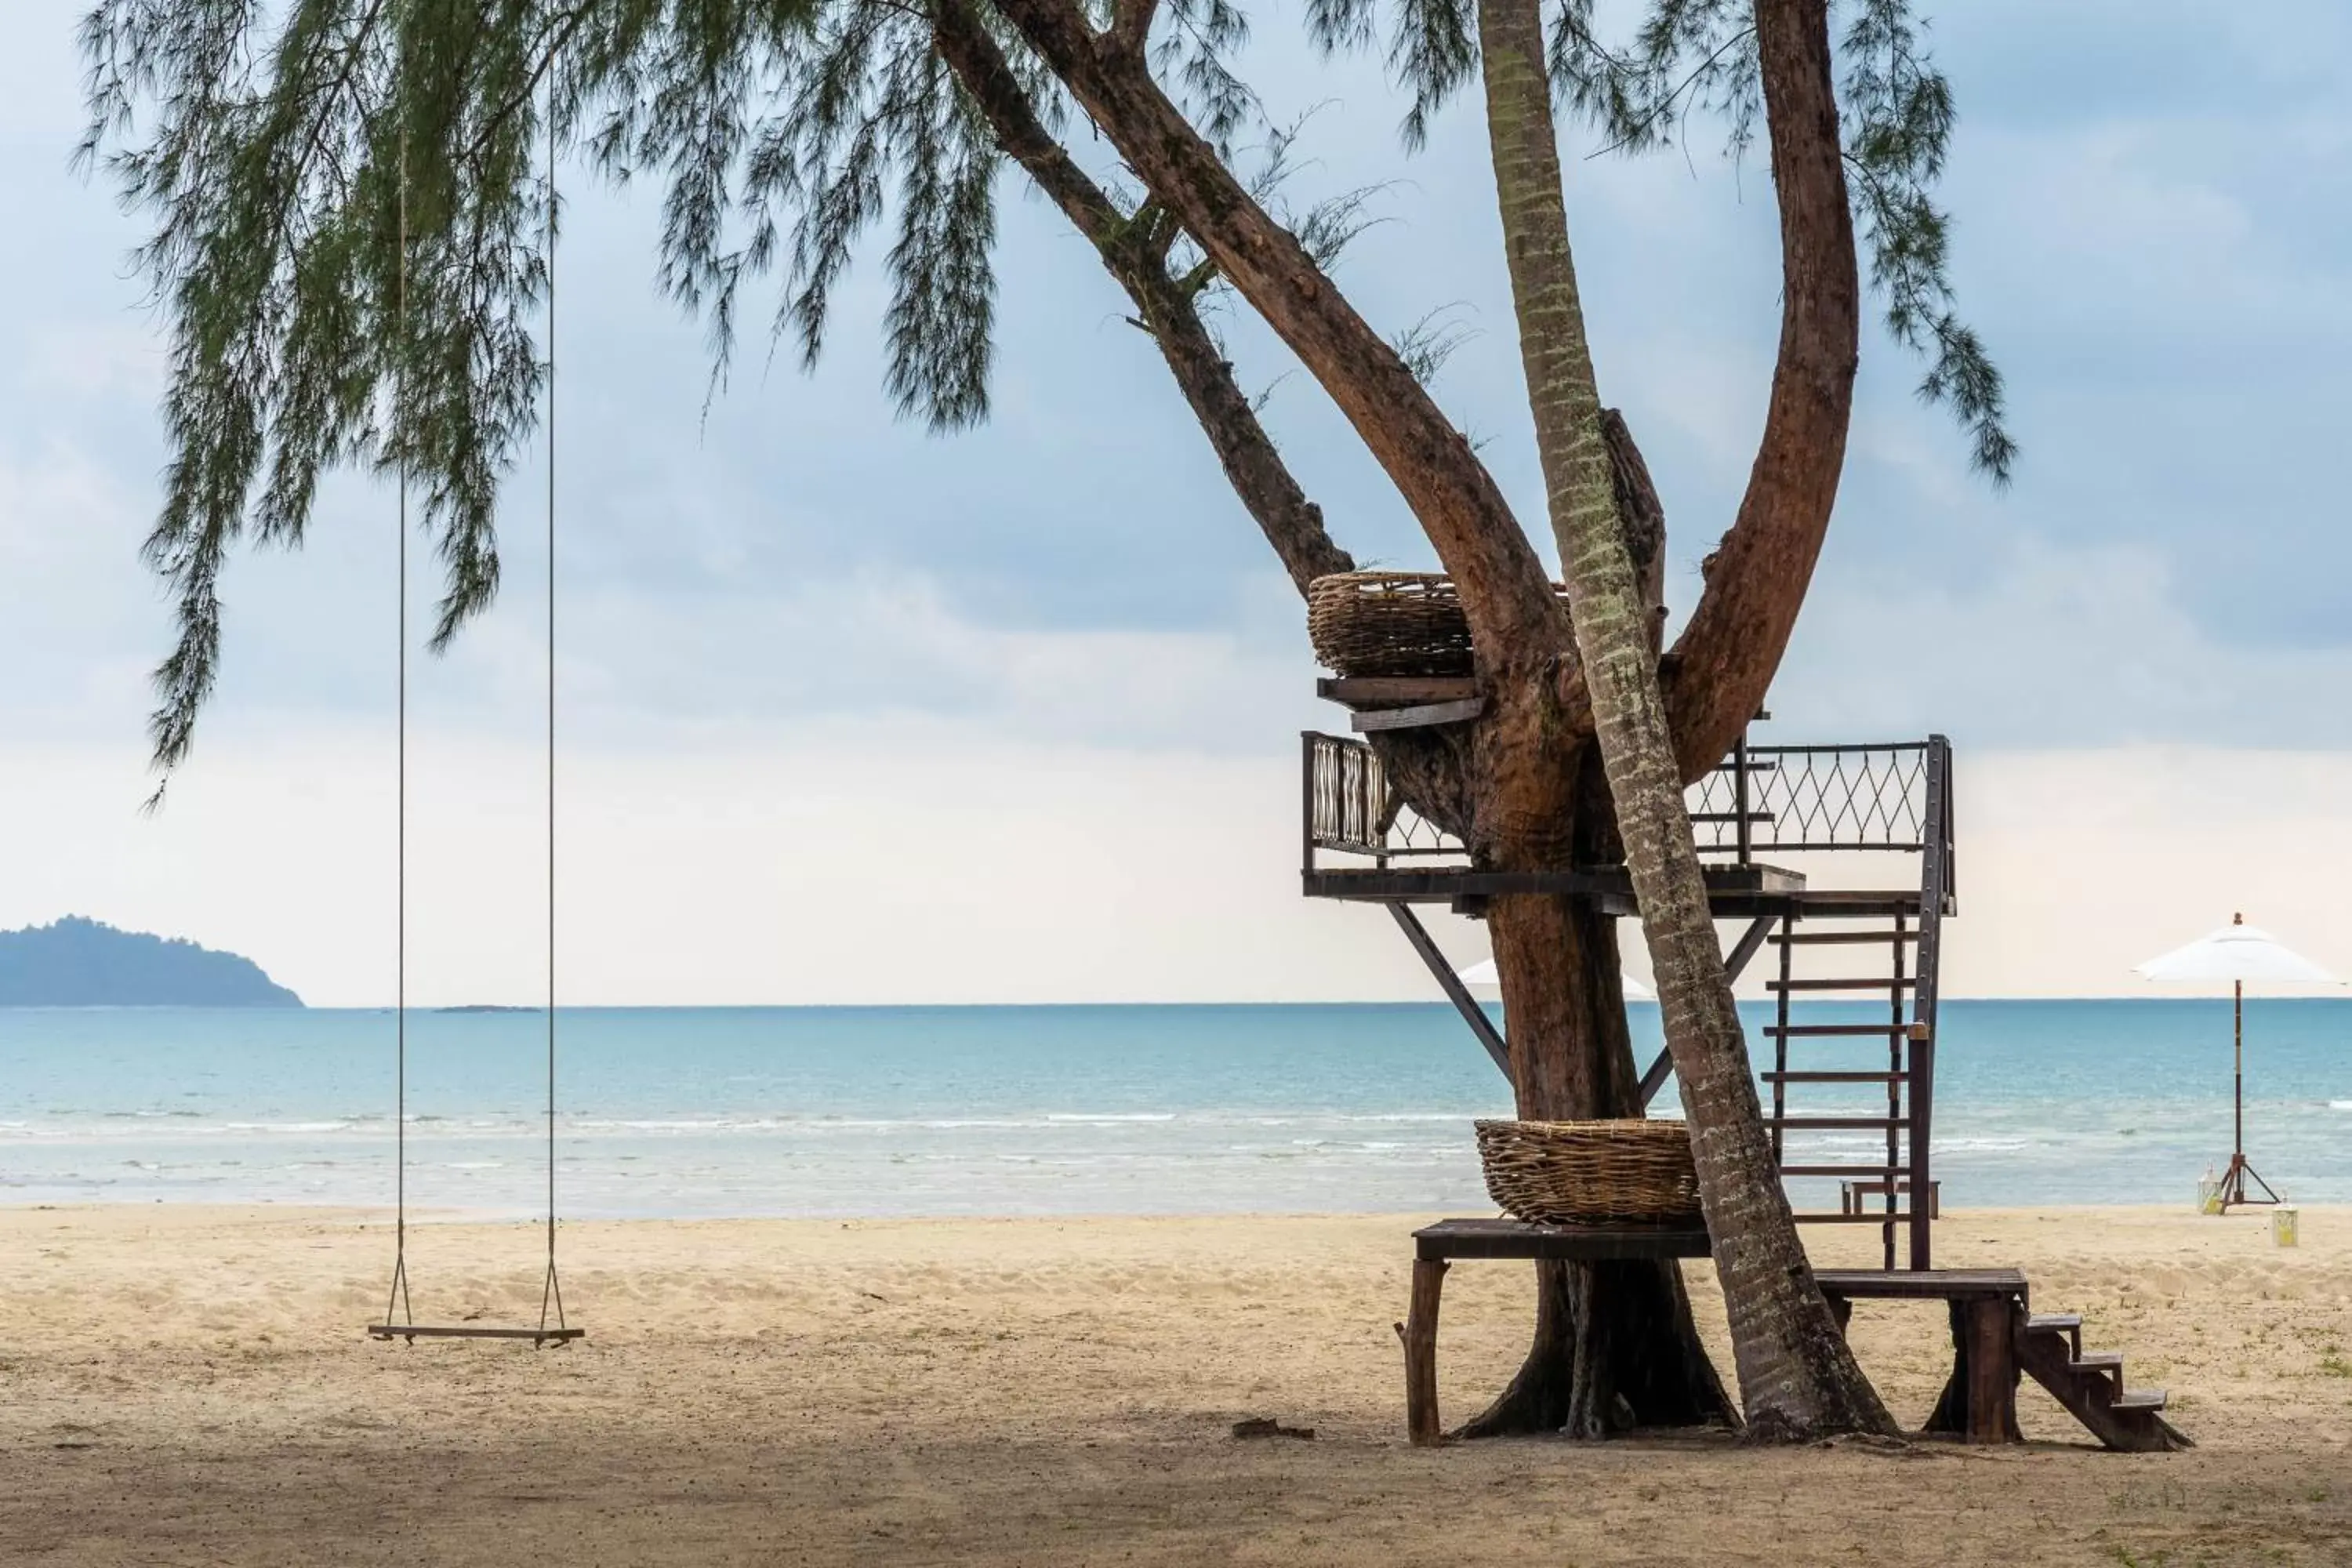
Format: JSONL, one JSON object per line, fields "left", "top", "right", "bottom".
{"left": 1764, "top": 909, "right": 1930, "bottom": 1267}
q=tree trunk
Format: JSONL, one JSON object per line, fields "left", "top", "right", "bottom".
{"left": 1475, "top": 0, "right": 1893, "bottom": 1440}
{"left": 1457, "top": 808, "right": 1732, "bottom": 1436}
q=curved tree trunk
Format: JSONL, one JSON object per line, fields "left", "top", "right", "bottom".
{"left": 1657, "top": 0, "right": 1863, "bottom": 782}
{"left": 1475, "top": 0, "right": 1893, "bottom": 1440}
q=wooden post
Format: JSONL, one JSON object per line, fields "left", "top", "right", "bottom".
{"left": 1965, "top": 1296, "right": 2018, "bottom": 1444}
{"left": 1402, "top": 1257, "right": 1448, "bottom": 1446}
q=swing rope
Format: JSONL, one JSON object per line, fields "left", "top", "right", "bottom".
{"left": 382, "top": 101, "right": 416, "bottom": 1338}
{"left": 537, "top": 80, "right": 568, "bottom": 1340}
{"left": 373, "top": 53, "right": 577, "bottom": 1348}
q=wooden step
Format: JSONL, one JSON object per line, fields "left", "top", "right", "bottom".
{"left": 1771, "top": 1116, "right": 1909, "bottom": 1131}
{"left": 1790, "top": 1211, "right": 1925, "bottom": 1224}
{"left": 1778, "top": 1163, "right": 1906, "bottom": 1177}
{"left": 2111, "top": 1389, "right": 2169, "bottom": 1412}
{"left": 1760, "top": 1070, "right": 1907, "bottom": 1083}
{"left": 1768, "top": 976, "right": 1917, "bottom": 992}
{"left": 1764, "top": 1024, "right": 1909, "bottom": 1038}
{"left": 1770, "top": 929, "right": 1918, "bottom": 946}
{"left": 2025, "top": 1313, "right": 2082, "bottom": 1354}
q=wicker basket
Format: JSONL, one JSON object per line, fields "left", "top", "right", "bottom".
{"left": 1307, "top": 572, "right": 1475, "bottom": 677}
{"left": 1474, "top": 1118, "right": 1701, "bottom": 1226}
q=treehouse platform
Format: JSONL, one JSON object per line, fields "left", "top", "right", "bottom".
{"left": 1301, "top": 704, "right": 1958, "bottom": 1269}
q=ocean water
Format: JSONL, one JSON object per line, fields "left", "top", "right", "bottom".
{"left": 1, "top": 1001, "right": 2347, "bottom": 1218}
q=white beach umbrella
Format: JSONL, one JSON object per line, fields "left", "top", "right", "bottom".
{"left": 1459, "top": 958, "right": 1655, "bottom": 1000}
{"left": 2134, "top": 913, "right": 2337, "bottom": 1210}
{"left": 2133, "top": 920, "right": 2336, "bottom": 987}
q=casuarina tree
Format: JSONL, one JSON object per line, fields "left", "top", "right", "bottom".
{"left": 82, "top": 0, "right": 2002, "bottom": 1437}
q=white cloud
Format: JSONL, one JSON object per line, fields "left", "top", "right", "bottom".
{"left": 1774, "top": 535, "right": 2352, "bottom": 749}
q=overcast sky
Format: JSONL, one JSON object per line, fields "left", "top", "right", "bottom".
{"left": 3, "top": 2, "right": 2349, "bottom": 1004}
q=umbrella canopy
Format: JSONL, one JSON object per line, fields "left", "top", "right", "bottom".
{"left": 1460, "top": 958, "right": 1654, "bottom": 1000}
{"left": 2134, "top": 918, "right": 2336, "bottom": 986}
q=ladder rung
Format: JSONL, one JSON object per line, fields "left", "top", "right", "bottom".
{"left": 1760, "top": 1071, "right": 1908, "bottom": 1083}
{"left": 1764, "top": 1024, "right": 1909, "bottom": 1037}
{"left": 1770, "top": 930, "right": 1918, "bottom": 946}
{"left": 1773, "top": 1116, "right": 1910, "bottom": 1131}
{"left": 1790, "top": 1211, "right": 1926, "bottom": 1224}
{"left": 1777, "top": 1163, "right": 1908, "bottom": 1177}
{"left": 1768, "top": 977, "right": 1917, "bottom": 992}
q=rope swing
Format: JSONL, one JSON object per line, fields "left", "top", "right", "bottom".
{"left": 370, "top": 77, "right": 582, "bottom": 1349}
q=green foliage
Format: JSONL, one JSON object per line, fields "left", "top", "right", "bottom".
{"left": 80, "top": 0, "right": 1021, "bottom": 778}
{"left": 1307, "top": 0, "right": 2015, "bottom": 484}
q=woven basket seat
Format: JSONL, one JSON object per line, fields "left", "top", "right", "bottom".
{"left": 1474, "top": 1118, "right": 1700, "bottom": 1226}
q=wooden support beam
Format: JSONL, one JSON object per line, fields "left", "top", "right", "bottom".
{"left": 1723, "top": 915, "right": 1777, "bottom": 983}
{"left": 1351, "top": 698, "right": 1486, "bottom": 732}
{"left": 1387, "top": 903, "right": 1511, "bottom": 1078}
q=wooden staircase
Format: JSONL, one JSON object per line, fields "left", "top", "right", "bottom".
{"left": 2017, "top": 1310, "right": 2194, "bottom": 1453}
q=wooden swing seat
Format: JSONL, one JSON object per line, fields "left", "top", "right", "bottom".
{"left": 367, "top": 1323, "right": 584, "bottom": 1344}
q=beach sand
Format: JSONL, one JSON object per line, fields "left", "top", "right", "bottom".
{"left": 3, "top": 1205, "right": 2348, "bottom": 1565}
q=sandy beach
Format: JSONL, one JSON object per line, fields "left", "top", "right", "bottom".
{"left": 3, "top": 1204, "right": 2347, "bottom": 1565}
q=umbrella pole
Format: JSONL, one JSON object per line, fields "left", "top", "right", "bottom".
{"left": 2220, "top": 978, "right": 2281, "bottom": 1209}
{"left": 2233, "top": 978, "right": 2243, "bottom": 1178}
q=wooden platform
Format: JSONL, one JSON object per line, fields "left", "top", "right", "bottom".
{"left": 1303, "top": 862, "right": 1810, "bottom": 906}
{"left": 1396, "top": 1232, "right": 2186, "bottom": 1451}
{"left": 1413, "top": 1218, "right": 1710, "bottom": 1261}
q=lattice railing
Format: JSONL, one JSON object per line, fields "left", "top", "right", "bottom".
{"left": 1303, "top": 731, "right": 1955, "bottom": 891}
{"left": 1690, "top": 742, "right": 1941, "bottom": 857}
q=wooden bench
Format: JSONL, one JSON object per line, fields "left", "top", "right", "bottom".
{"left": 1400, "top": 1219, "right": 1711, "bottom": 1445}
{"left": 1400, "top": 1221, "right": 2027, "bottom": 1446}
{"left": 1815, "top": 1267, "right": 2026, "bottom": 1443}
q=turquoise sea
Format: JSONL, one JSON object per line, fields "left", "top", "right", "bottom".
{"left": 2, "top": 1001, "right": 2347, "bottom": 1218}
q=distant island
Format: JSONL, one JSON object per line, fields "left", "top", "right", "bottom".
{"left": 0, "top": 916, "right": 302, "bottom": 1007}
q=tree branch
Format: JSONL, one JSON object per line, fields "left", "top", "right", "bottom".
{"left": 1108, "top": 0, "right": 1161, "bottom": 59}
{"left": 987, "top": 0, "right": 1574, "bottom": 684}
{"left": 930, "top": 0, "right": 1351, "bottom": 593}
{"left": 1660, "top": 0, "right": 1857, "bottom": 782}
